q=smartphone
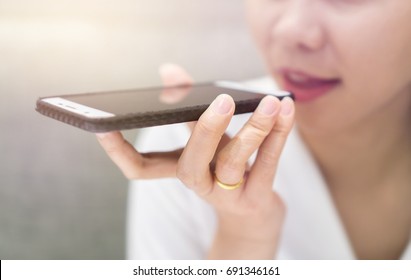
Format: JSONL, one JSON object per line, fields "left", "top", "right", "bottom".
{"left": 35, "top": 81, "right": 292, "bottom": 133}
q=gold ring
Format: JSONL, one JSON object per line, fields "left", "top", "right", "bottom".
{"left": 215, "top": 175, "right": 244, "bottom": 191}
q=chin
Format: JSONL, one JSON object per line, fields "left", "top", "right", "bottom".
{"left": 295, "top": 100, "right": 352, "bottom": 137}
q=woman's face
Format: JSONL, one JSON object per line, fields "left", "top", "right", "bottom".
{"left": 246, "top": 0, "right": 411, "bottom": 135}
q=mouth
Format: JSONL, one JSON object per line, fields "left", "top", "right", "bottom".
{"left": 279, "top": 69, "right": 341, "bottom": 102}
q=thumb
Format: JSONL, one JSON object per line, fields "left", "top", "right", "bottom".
{"left": 159, "top": 63, "right": 194, "bottom": 87}
{"left": 158, "top": 63, "right": 194, "bottom": 104}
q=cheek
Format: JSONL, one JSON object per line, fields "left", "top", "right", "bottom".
{"left": 339, "top": 10, "right": 411, "bottom": 110}
{"left": 297, "top": 5, "right": 411, "bottom": 133}
{"left": 245, "top": 2, "right": 278, "bottom": 62}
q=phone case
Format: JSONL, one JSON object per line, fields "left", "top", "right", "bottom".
{"left": 36, "top": 96, "right": 265, "bottom": 133}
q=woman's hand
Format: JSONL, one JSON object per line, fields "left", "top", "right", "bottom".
{"left": 96, "top": 64, "right": 295, "bottom": 259}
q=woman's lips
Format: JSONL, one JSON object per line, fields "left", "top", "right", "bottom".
{"left": 280, "top": 70, "right": 341, "bottom": 102}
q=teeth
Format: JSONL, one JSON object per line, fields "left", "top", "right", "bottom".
{"left": 288, "top": 72, "right": 311, "bottom": 83}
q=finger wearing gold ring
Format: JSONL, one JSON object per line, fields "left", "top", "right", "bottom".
{"left": 215, "top": 174, "right": 244, "bottom": 191}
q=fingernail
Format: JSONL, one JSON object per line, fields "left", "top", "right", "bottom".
{"left": 257, "top": 96, "right": 278, "bottom": 116}
{"left": 211, "top": 94, "right": 233, "bottom": 115}
{"left": 280, "top": 97, "right": 294, "bottom": 116}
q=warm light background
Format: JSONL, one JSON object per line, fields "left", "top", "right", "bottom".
{"left": 0, "top": 0, "right": 265, "bottom": 259}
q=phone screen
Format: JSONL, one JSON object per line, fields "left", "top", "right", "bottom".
{"left": 51, "top": 82, "right": 287, "bottom": 116}
{"left": 37, "top": 81, "right": 291, "bottom": 131}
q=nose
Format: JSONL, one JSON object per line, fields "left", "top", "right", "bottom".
{"left": 272, "top": 1, "right": 326, "bottom": 53}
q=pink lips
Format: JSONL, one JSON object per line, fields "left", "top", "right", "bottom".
{"left": 280, "top": 69, "right": 341, "bottom": 102}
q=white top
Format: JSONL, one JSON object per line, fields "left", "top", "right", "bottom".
{"left": 127, "top": 77, "right": 411, "bottom": 260}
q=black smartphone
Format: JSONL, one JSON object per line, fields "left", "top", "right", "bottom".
{"left": 35, "top": 81, "right": 292, "bottom": 133}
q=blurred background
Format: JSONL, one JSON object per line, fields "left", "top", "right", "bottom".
{"left": 0, "top": 0, "right": 265, "bottom": 259}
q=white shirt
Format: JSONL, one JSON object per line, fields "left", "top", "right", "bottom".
{"left": 127, "top": 78, "right": 411, "bottom": 260}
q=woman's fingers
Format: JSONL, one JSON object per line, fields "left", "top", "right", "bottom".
{"left": 96, "top": 64, "right": 194, "bottom": 179}
{"left": 177, "top": 94, "right": 235, "bottom": 196}
{"left": 214, "top": 96, "right": 281, "bottom": 187}
{"left": 246, "top": 97, "right": 295, "bottom": 197}
{"left": 96, "top": 131, "right": 181, "bottom": 179}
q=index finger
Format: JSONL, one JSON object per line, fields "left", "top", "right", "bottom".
{"left": 96, "top": 131, "right": 181, "bottom": 179}
{"left": 177, "top": 94, "right": 234, "bottom": 195}
{"left": 246, "top": 97, "right": 295, "bottom": 198}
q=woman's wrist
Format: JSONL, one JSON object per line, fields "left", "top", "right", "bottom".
{"left": 207, "top": 213, "right": 284, "bottom": 259}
